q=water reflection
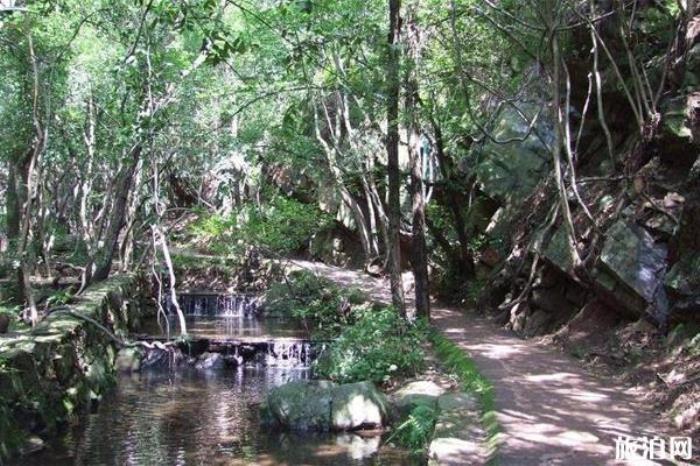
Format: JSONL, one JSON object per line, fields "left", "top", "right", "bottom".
{"left": 23, "top": 367, "right": 420, "bottom": 465}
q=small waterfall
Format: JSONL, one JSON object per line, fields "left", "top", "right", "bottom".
{"left": 264, "top": 341, "right": 314, "bottom": 368}
{"left": 167, "top": 293, "right": 260, "bottom": 317}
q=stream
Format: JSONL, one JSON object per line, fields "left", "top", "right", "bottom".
{"left": 19, "top": 293, "right": 419, "bottom": 465}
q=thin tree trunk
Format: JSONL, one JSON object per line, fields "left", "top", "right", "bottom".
{"left": 91, "top": 150, "right": 141, "bottom": 283}
{"left": 430, "top": 119, "right": 475, "bottom": 276}
{"left": 550, "top": 6, "right": 582, "bottom": 273}
{"left": 386, "top": 0, "right": 406, "bottom": 317}
{"left": 405, "top": 5, "right": 430, "bottom": 320}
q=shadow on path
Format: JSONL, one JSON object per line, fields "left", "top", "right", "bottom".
{"left": 292, "top": 260, "right": 671, "bottom": 465}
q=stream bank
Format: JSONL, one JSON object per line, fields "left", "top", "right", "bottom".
{"left": 0, "top": 274, "right": 149, "bottom": 459}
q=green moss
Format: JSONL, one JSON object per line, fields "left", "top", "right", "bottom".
{"left": 0, "top": 274, "right": 143, "bottom": 461}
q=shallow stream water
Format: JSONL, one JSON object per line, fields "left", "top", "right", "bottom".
{"left": 20, "top": 310, "right": 419, "bottom": 465}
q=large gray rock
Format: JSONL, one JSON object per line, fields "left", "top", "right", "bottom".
{"left": 665, "top": 253, "right": 700, "bottom": 315}
{"left": 592, "top": 221, "right": 669, "bottom": 324}
{"left": 265, "top": 380, "right": 337, "bottom": 431}
{"left": 541, "top": 227, "right": 574, "bottom": 273}
{"left": 331, "top": 381, "right": 388, "bottom": 431}
{"left": 262, "top": 380, "right": 392, "bottom": 432}
{"left": 473, "top": 102, "right": 553, "bottom": 207}
{"left": 391, "top": 380, "right": 446, "bottom": 420}
{"left": 523, "top": 309, "right": 552, "bottom": 337}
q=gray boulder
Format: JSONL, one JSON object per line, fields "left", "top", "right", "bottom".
{"left": 592, "top": 221, "right": 669, "bottom": 324}
{"left": 474, "top": 102, "right": 553, "bottom": 207}
{"left": 390, "top": 380, "right": 445, "bottom": 420}
{"left": 665, "top": 253, "right": 700, "bottom": 315}
{"left": 262, "top": 380, "right": 391, "bottom": 432}
{"left": 265, "top": 380, "right": 337, "bottom": 431}
{"left": 331, "top": 381, "right": 388, "bottom": 431}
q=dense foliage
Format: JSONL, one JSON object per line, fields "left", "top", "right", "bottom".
{"left": 265, "top": 270, "right": 426, "bottom": 384}
{"left": 188, "top": 197, "right": 332, "bottom": 256}
{"left": 315, "top": 307, "right": 427, "bottom": 384}
{"left": 264, "top": 270, "right": 365, "bottom": 333}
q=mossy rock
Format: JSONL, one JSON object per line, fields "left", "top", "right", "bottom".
{"left": 264, "top": 380, "right": 337, "bottom": 431}
{"left": 331, "top": 381, "right": 388, "bottom": 431}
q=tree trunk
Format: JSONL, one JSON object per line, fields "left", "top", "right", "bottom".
{"left": 90, "top": 150, "right": 141, "bottom": 283}
{"left": 386, "top": 0, "right": 406, "bottom": 317}
{"left": 405, "top": 6, "right": 430, "bottom": 320}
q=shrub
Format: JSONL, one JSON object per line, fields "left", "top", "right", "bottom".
{"left": 264, "top": 270, "right": 366, "bottom": 336}
{"left": 315, "top": 308, "right": 427, "bottom": 384}
{"left": 388, "top": 404, "right": 437, "bottom": 452}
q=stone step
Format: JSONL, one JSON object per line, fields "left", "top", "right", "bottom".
{"left": 428, "top": 392, "right": 489, "bottom": 465}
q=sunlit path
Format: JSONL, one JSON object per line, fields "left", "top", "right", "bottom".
{"left": 293, "top": 260, "right": 672, "bottom": 465}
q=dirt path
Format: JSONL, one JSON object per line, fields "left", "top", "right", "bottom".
{"left": 292, "top": 260, "right": 673, "bottom": 465}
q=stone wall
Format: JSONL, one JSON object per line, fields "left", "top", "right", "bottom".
{"left": 0, "top": 274, "right": 148, "bottom": 459}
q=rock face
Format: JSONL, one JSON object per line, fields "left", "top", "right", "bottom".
{"left": 667, "top": 157, "right": 700, "bottom": 317}
{"left": 331, "top": 381, "right": 388, "bottom": 430}
{"left": 666, "top": 253, "right": 700, "bottom": 315}
{"left": 0, "top": 275, "right": 148, "bottom": 459}
{"left": 262, "top": 380, "right": 390, "bottom": 432}
{"left": 592, "top": 221, "right": 669, "bottom": 324}
{"left": 474, "top": 102, "right": 553, "bottom": 207}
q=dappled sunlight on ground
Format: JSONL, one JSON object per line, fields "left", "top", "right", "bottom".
{"left": 293, "top": 260, "right": 673, "bottom": 465}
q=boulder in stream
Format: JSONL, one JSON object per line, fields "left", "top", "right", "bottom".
{"left": 331, "top": 381, "right": 388, "bottom": 431}
{"left": 262, "top": 380, "right": 390, "bottom": 432}
{"left": 263, "top": 380, "right": 337, "bottom": 431}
